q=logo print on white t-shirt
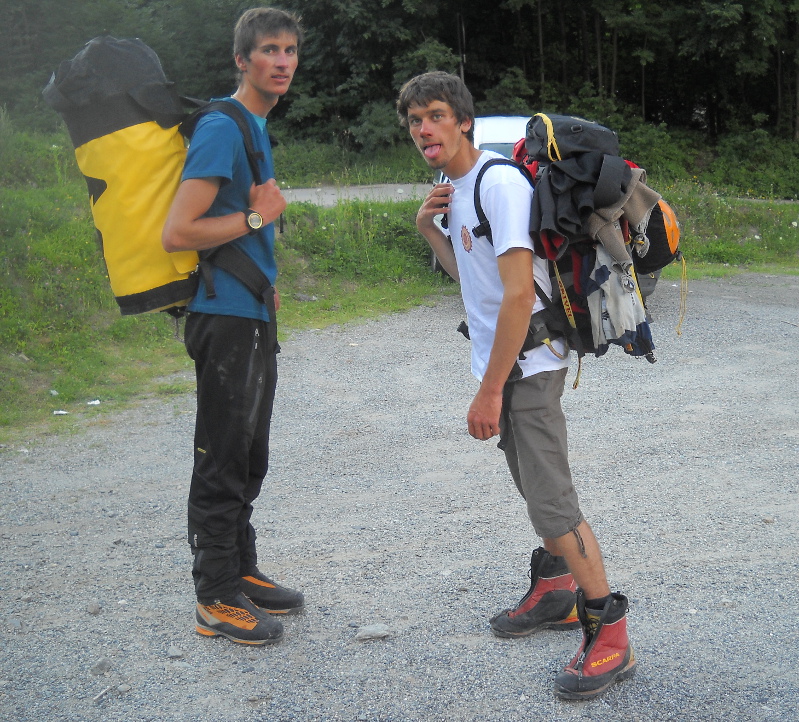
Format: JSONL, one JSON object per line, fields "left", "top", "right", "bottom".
{"left": 460, "top": 225, "right": 472, "bottom": 253}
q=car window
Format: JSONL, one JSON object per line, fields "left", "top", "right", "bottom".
{"left": 478, "top": 142, "right": 516, "bottom": 158}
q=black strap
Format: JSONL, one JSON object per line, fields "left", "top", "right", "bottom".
{"left": 497, "top": 381, "right": 517, "bottom": 452}
{"left": 471, "top": 158, "right": 534, "bottom": 245}
{"left": 203, "top": 245, "right": 273, "bottom": 304}
{"left": 200, "top": 244, "right": 279, "bottom": 351}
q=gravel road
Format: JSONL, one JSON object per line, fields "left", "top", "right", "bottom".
{"left": 1, "top": 272, "right": 798, "bottom": 722}
{"left": 282, "top": 183, "right": 427, "bottom": 206}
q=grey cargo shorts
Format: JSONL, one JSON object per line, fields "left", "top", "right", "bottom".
{"left": 499, "top": 367, "right": 584, "bottom": 540}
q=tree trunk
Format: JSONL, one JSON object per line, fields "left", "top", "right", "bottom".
{"left": 579, "top": 9, "right": 591, "bottom": 86}
{"left": 611, "top": 27, "right": 618, "bottom": 98}
{"left": 537, "top": 0, "right": 545, "bottom": 90}
{"left": 457, "top": 13, "right": 465, "bottom": 82}
{"left": 558, "top": 4, "right": 568, "bottom": 87}
{"left": 595, "top": 11, "right": 604, "bottom": 95}
{"left": 795, "top": 58, "right": 799, "bottom": 141}
{"left": 794, "top": 16, "right": 799, "bottom": 141}
{"left": 775, "top": 47, "right": 782, "bottom": 131}
{"left": 641, "top": 63, "right": 646, "bottom": 120}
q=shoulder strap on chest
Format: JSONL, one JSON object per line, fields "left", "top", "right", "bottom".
{"left": 472, "top": 158, "right": 533, "bottom": 246}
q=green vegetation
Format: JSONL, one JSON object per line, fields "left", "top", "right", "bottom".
{"left": 272, "top": 142, "right": 432, "bottom": 187}
{"left": 2, "top": 116, "right": 799, "bottom": 443}
{"left": 7, "top": 0, "right": 799, "bottom": 149}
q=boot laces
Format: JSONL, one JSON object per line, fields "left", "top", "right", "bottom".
{"left": 584, "top": 613, "right": 600, "bottom": 640}
{"left": 579, "top": 611, "right": 601, "bottom": 656}
{"left": 576, "top": 615, "right": 601, "bottom": 667}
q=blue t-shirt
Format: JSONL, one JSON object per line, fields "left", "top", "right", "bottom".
{"left": 182, "top": 97, "right": 277, "bottom": 321}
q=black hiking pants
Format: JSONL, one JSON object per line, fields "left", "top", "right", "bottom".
{"left": 184, "top": 311, "right": 278, "bottom": 604}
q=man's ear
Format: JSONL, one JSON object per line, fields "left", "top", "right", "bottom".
{"left": 460, "top": 117, "right": 473, "bottom": 135}
{"left": 235, "top": 53, "right": 247, "bottom": 72}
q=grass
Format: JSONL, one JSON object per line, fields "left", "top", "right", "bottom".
{"left": 2, "top": 117, "right": 799, "bottom": 443}
{"left": 272, "top": 141, "right": 432, "bottom": 186}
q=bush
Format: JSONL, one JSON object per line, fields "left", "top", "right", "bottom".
{"left": 619, "top": 124, "right": 700, "bottom": 182}
{"left": 348, "top": 101, "right": 407, "bottom": 154}
{"left": 705, "top": 130, "right": 799, "bottom": 199}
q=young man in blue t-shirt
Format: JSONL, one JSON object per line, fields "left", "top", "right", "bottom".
{"left": 162, "top": 7, "right": 304, "bottom": 646}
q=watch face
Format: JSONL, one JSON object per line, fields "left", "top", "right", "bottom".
{"left": 247, "top": 212, "right": 263, "bottom": 230}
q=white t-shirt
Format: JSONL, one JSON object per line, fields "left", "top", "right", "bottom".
{"left": 449, "top": 151, "right": 569, "bottom": 381}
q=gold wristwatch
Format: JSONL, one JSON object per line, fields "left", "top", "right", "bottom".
{"left": 245, "top": 209, "right": 263, "bottom": 234}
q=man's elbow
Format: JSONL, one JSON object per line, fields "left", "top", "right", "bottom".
{"left": 508, "top": 282, "right": 536, "bottom": 306}
{"left": 161, "top": 222, "right": 186, "bottom": 253}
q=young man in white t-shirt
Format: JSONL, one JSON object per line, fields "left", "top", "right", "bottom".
{"left": 397, "top": 71, "right": 636, "bottom": 700}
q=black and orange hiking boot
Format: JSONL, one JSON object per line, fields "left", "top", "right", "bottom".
{"left": 490, "top": 547, "right": 579, "bottom": 638}
{"left": 553, "top": 589, "right": 637, "bottom": 700}
{"left": 240, "top": 569, "right": 305, "bottom": 614}
{"left": 195, "top": 592, "right": 284, "bottom": 645}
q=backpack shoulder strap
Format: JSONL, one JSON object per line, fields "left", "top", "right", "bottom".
{"left": 472, "top": 158, "right": 533, "bottom": 246}
{"left": 202, "top": 244, "right": 272, "bottom": 299}
{"left": 179, "top": 100, "right": 264, "bottom": 186}
{"left": 179, "top": 100, "right": 276, "bottom": 311}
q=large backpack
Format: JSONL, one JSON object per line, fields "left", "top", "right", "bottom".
{"left": 472, "top": 113, "right": 685, "bottom": 386}
{"left": 42, "top": 35, "right": 275, "bottom": 318}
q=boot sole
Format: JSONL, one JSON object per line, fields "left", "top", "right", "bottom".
{"left": 490, "top": 619, "right": 581, "bottom": 638}
{"left": 195, "top": 624, "right": 284, "bottom": 646}
{"left": 553, "top": 658, "right": 637, "bottom": 700}
{"left": 252, "top": 604, "right": 305, "bottom": 615}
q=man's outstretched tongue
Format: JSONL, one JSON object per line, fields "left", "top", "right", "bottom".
{"left": 424, "top": 144, "right": 441, "bottom": 159}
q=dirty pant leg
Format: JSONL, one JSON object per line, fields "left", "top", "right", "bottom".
{"left": 499, "top": 368, "right": 584, "bottom": 540}
{"left": 184, "top": 312, "right": 278, "bottom": 604}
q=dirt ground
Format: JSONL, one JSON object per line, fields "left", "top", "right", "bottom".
{"left": 1, "top": 272, "right": 798, "bottom": 721}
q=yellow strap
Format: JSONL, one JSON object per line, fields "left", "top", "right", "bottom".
{"left": 554, "top": 263, "right": 577, "bottom": 329}
{"left": 572, "top": 356, "right": 582, "bottom": 390}
{"left": 534, "top": 112, "right": 562, "bottom": 162}
{"left": 631, "top": 265, "right": 646, "bottom": 307}
{"left": 543, "top": 338, "right": 569, "bottom": 360}
{"left": 553, "top": 261, "right": 583, "bottom": 388}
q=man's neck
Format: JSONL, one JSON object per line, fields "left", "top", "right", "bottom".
{"left": 444, "top": 146, "right": 483, "bottom": 181}
{"left": 231, "top": 86, "right": 278, "bottom": 119}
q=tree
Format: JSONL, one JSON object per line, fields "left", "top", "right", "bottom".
{"left": 0, "top": 0, "right": 156, "bottom": 131}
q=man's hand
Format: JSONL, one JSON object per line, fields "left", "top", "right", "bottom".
{"left": 416, "top": 182, "right": 452, "bottom": 233}
{"left": 249, "top": 179, "right": 287, "bottom": 225}
{"left": 467, "top": 384, "right": 503, "bottom": 440}
{"left": 416, "top": 183, "right": 460, "bottom": 281}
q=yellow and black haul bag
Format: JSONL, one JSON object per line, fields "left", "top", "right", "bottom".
{"left": 43, "top": 36, "right": 198, "bottom": 315}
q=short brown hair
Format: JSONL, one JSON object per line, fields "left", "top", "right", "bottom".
{"left": 396, "top": 71, "right": 475, "bottom": 142}
{"left": 233, "top": 7, "right": 304, "bottom": 62}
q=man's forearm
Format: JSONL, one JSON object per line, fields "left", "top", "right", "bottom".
{"left": 420, "top": 226, "right": 460, "bottom": 282}
{"left": 480, "top": 292, "right": 534, "bottom": 393}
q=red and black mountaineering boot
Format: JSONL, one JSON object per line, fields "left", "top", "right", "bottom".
{"left": 490, "top": 547, "right": 579, "bottom": 638}
{"left": 553, "top": 589, "right": 636, "bottom": 699}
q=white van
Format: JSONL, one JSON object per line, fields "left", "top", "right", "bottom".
{"left": 433, "top": 115, "right": 530, "bottom": 187}
{"left": 472, "top": 115, "right": 530, "bottom": 157}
